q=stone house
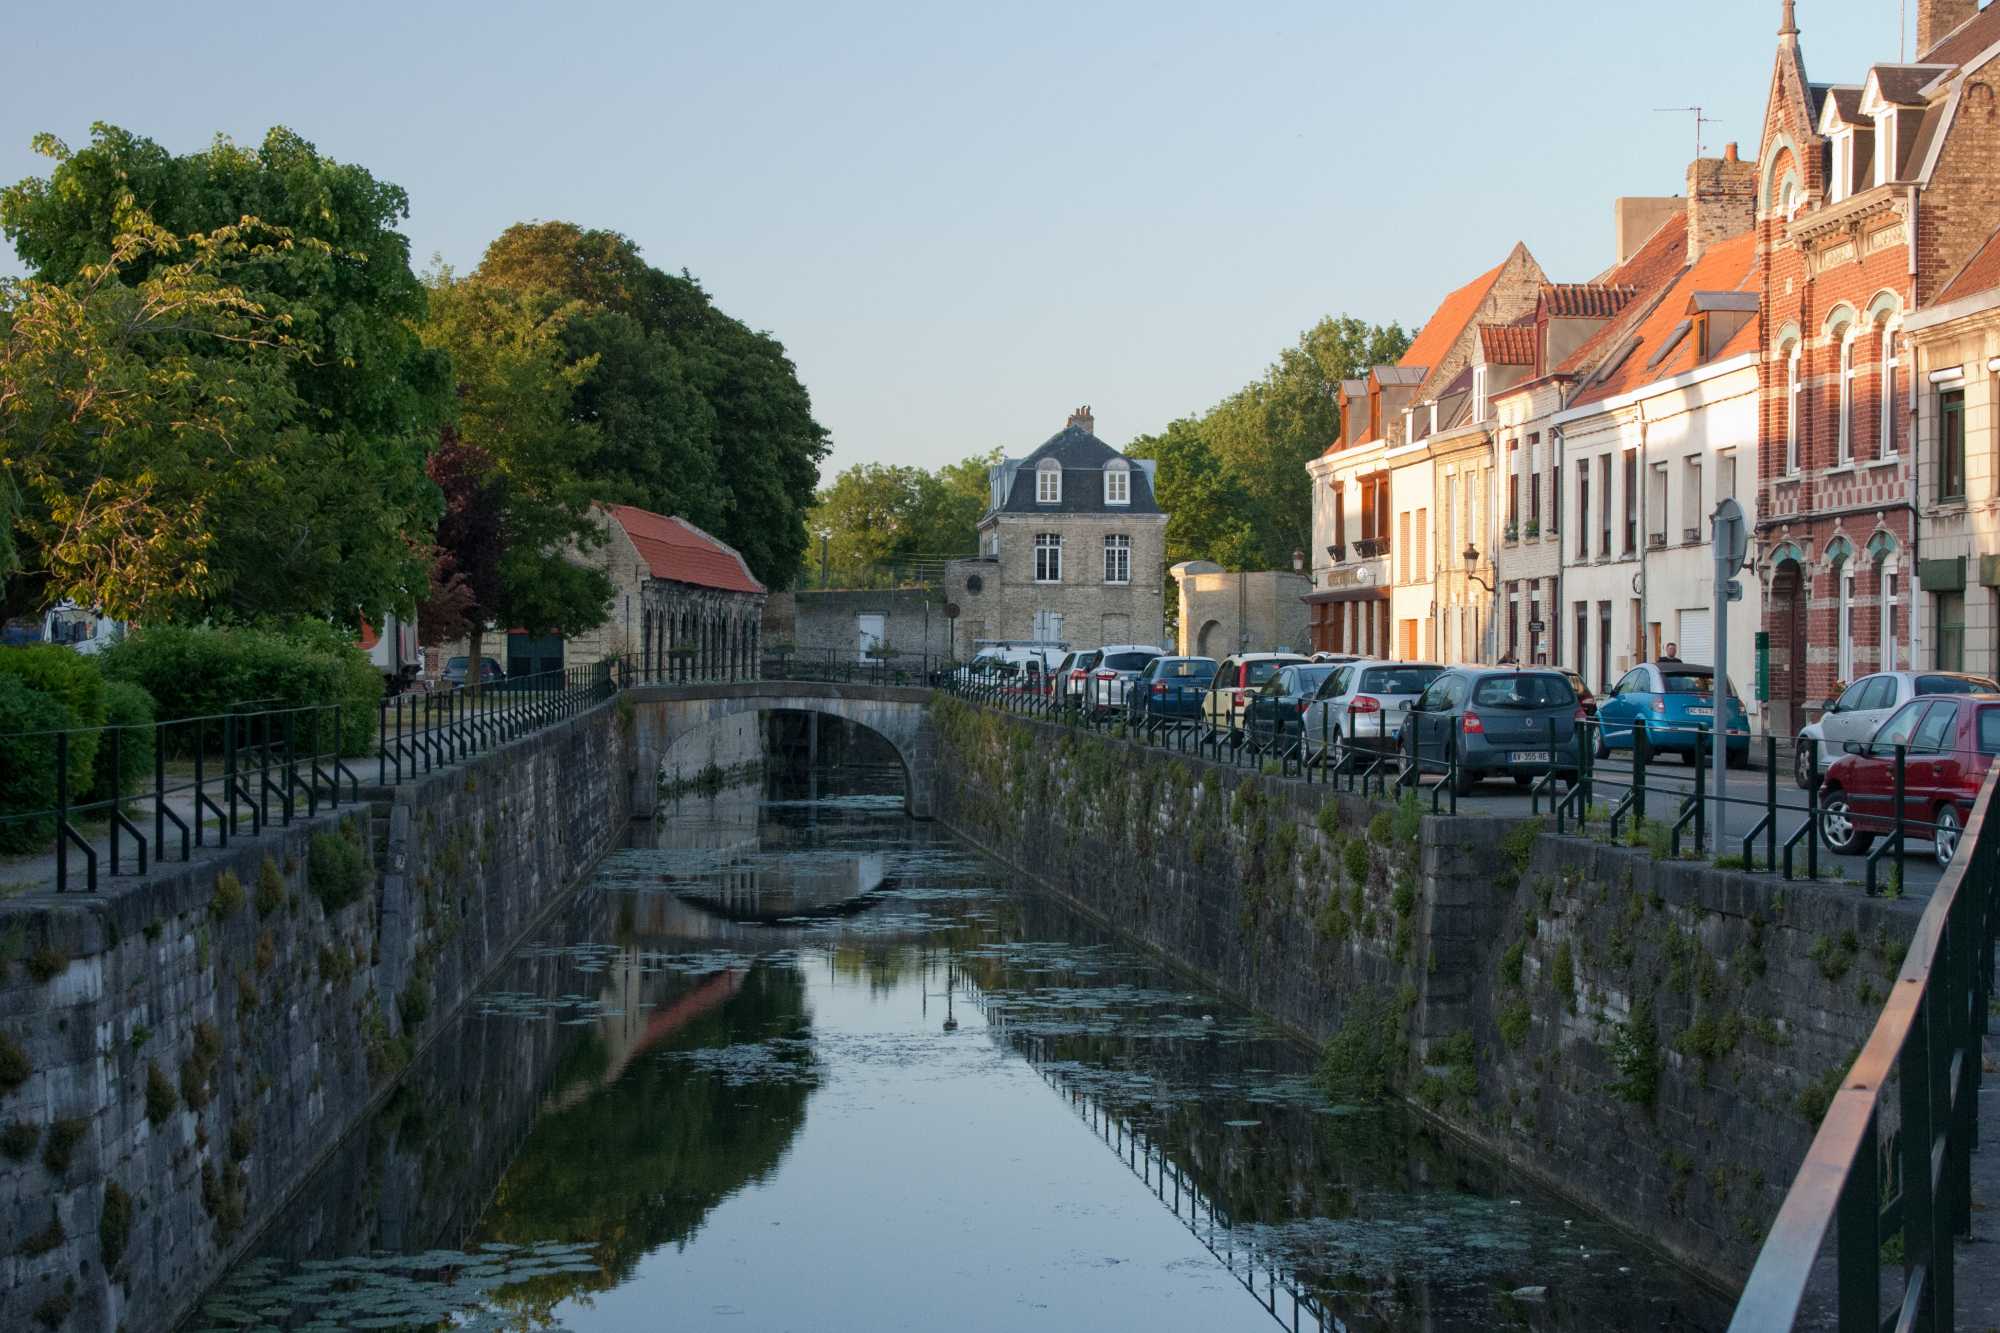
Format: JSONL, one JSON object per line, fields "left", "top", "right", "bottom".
{"left": 761, "top": 586, "right": 953, "bottom": 667}
{"left": 944, "top": 409, "right": 1169, "bottom": 653}
{"left": 1170, "top": 563, "right": 1312, "bottom": 658}
{"left": 1752, "top": 0, "right": 2000, "bottom": 728}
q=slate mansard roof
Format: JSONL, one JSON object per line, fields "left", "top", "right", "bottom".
{"left": 992, "top": 424, "right": 1164, "bottom": 516}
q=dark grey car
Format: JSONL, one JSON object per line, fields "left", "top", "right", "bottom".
{"left": 1403, "top": 667, "right": 1583, "bottom": 794}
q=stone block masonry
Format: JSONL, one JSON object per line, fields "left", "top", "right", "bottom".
{"left": 0, "top": 697, "right": 633, "bottom": 1333}
{"left": 930, "top": 696, "right": 1916, "bottom": 1290}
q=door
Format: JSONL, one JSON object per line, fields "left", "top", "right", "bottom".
{"left": 1602, "top": 668, "right": 1650, "bottom": 743}
{"left": 1400, "top": 619, "right": 1419, "bottom": 661}
{"left": 857, "top": 613, "right": 887, "bottom": 664}
{"left": 1827, "top": 675, "right": 1897, "bottom": 747}
{"left": 1850, "top": 700, "right": 1928, "bottom": 828}
{"left": 1676, "top": 609, "right": 1713, "bottom": 667}
{"left": 1904, "top": 701, "right": 1960, "bottom": 833}
{"left": 1033, "top": 610, "right": 1063, "bottom": 645}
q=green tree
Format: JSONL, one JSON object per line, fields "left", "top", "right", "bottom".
{"left": 1, "top": 124, "right": 452, "bottom": 622}
{"left": 806, "top": 448, "right": 997, "bottom": 586}
{"left": 472, "top": 222, "right": 828, "bottom": 589}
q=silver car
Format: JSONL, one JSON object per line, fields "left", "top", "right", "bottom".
{"left": 1795, "top": 669, "right": 1998, "bottom": 786}
{"left": 1304, "top": 660, "right": 1446, "bottom": 769}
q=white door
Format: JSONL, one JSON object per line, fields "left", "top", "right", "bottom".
{"left": 1676, "top": 609, "right": 1712, "bottom": 667}
{"left": 1033, "top": 610, "right": 1064, "bottom": 646}
{"left": 857, "top": 613, "right": 886, "bottom": 663}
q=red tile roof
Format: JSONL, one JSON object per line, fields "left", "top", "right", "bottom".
{"left": 1939, "top": 222, "right": 2000, "bottom": 302}
{"left": 1480, "top": 322, "right": 1538, "bottom": 365}
{"left": 605, "top": 504, "right": 765, "bottom": 594}
{"left": 1541, "top": 284, "right": 1639, "bottom": 319}
{"left": 1570, "top": 231, "right": 1760, "bottom": 408}
{"left": 1399, "top": 260, "right": 1507, "bottom": 373}
{"left": 1549, "top": 213, "right": 1692, "bottom": 379}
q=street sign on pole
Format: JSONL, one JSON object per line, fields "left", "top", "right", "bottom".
{"left": 1710, "top": 498, "right": 1747, "bottom": 854}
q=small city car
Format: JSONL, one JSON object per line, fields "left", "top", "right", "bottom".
{"left": 1202, "top": 653, "right": 1311, "bottom": 736}
{"left": 1304, "top": 660, "right": 1446, "bottom": 770}
{"left": 1593, "top": 663, "right": 1749, "bottom": 767}
{"left": 1795, "top": 670, "right": 1999, "bottom": 787}
{"left": 1244, "top": 663, "right": 1341, "bottom": 748}
{"left": 1818, "top": 693, "right": 2000, "bottom": 867}
{"left": 1403, "top": 667, "right": 1584, "bottom": 795}
{"left": 1127, "top": 656, "right": 1218, "bottom": 722}
{"left": 443, "top": 655, "right": 506, "bottom": 687}
{"left": 1077, "top": 644, "right": 1169, "bottom": 712}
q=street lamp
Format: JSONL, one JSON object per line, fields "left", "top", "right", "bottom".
{"left": 1292, "top": 548, "right": 1305, "bottom": 574}
{"left": 1462, "top": 543, "right": 1494, "bottom": 594}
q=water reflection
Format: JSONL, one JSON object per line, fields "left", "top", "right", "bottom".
{"left": 192, "top": 749, "right": 1729, "bottom": 1333}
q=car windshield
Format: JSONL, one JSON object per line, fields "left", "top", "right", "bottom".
{"left": 1472, "top": 674, "right": 1575, "bottom": 709}
{"left": 1359, "top": 665, "right": 1443, "bottom": 695}
{"left": 1917, "top": 674, "right": 1999, "bottom": 696}
{"left": 1075, "top": 652, "right": 1102, "bottom": 671}
{"left": 1980, "top": 708, "right": 2000, "bottom": 755}
{"left": 446, "top": 657, "right": 468, "bottom": 670}
{"left": 1161, "top": 659, "right": 1214, "bottom": 679}
{"left": 1102, "top": 651, "right": 1156, "bottom": 671}
{"left": 1244, "top": 659, "right": 1300, "bottom": 686}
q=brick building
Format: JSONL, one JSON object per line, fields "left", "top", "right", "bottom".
{"left": 1752, "top": 0, "right": 2000, "bottom": 729}
{"left": 944, "top": 408, "right": 1169, "bottom": 653}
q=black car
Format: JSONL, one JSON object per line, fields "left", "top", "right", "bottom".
{"left": 1245, "top": 663, "right": 1341, "bottom": 747}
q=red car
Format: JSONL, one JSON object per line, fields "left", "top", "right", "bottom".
{"left": 1818, "top": 693, "right": 2000, "bottom": 868}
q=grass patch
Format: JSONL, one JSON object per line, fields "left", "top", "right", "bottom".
{"left": 101, "top": 1181, "right": 133, "bottom": 1267}
{"left": 210, "top": 869, "right": 246, "bottom": 919}
{"left": 42, "top": 1116, "right": 86, "bottom": 1175}
{"left": 309, "top": 826, "right": 369, "bottom": 913}
{"left": 1607, "top": 993, "right": 1660, "bottom": 1107}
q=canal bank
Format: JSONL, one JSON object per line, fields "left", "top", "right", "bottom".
{"left": 928, "top": 697, "right": 1917, "bottom": 1292}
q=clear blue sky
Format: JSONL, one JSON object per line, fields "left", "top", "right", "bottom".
{"left": 1, "top": 1, "right": 1916, "bottom": 478}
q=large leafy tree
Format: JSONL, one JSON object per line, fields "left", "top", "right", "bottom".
{"left": 805, "top": 448, "right": 996, "bottom": 586}
{"left": 0, "top": 124, "right": 452, "bottom": 622}
{"left": 472, "top": 222, "right": 828, "bottom": 589}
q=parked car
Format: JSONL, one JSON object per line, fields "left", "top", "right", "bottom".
{"left": 1075, "top": 644, "right": 1169, "bottom": 712}
{"left": 959, "top": 644, "right": 1062, "bottom": 687}
{"left": 1127, "top": 656, "right": 1218, "bottom": 722}
{"left": 1560, "top": 669, "right": 1598, "bottom": 719}
{"left": 1593, "top": 662, "right": 1749, "bottom": 767}
{"left": 1403, "top": 667, "right": 1584, "bottom": 794}
{"left": 1795, "top": 669, "right": 1999, "bottom": 787}
{"left": 1244, "top": 663, "right": 1341, "bottom": 747}
{"left": 1202, "top": 653, "right": 1311, "bottom": 736}
{"left": 1304, "top": 660, "right": 1446, "bottom": 769}
{"left": 1818, "top": 693, "right": 2000, "bottom": 867}
{"left": 1310, "top": 652, "right": 1363, "bottom": 666}
{"left": 443, "top": 655, "right": 506, "bottom": 687}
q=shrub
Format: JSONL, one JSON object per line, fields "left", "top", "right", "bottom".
{"left": 0, "top": 645, "right": 106, "bottom": 797}
{"left": 145, "top": 1061, "right": 177, "bottom": 1125}
{"left": 0, "top": 1030, "right": 30, "bottom": 1092}
{"left": 310, "top": 827, "right": 369, "bottom": 913}
{"left": 1608, "top": 994, "right": 1661, "bottom": 1107}
{"left": 43, "top": 1116, "right": 86, "bottom": 1174}
{"left": 1, "top": 1121, "right": 39, "bottom": 1159}
{"left": 99, "top": 622, "right": 382, "bottom": 756}
{"left": 0, "top": 673, "right": 76, "bottom": 852}
{"left": 101, "top": 1181, "right": 133, "bottom": 1267}
{"left": 1317, "top": 990, "right": 1407, "bottom": 1101}
{"left": 87, "top": 679, "right": 156, "bottom": 804}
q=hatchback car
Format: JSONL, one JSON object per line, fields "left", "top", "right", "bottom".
{"left": 1127, "top": 656, "right": 1218, "bottom": 722}
{"left": 1304, "top": 660, "right": 1446, "bottom": 769}
{"left": 1202, "top": 653, "right": 1311, "bottom": 736}
{"left": 1076, "top": 644, "right": 1168, "bottom": 712}
{"left": 1403, "top": 667, "right": 1584, "bottom": 794}
{"left": 443, "top": 655, "right": 505, "bottom": 687}
{"left": 1593, "top": 663, "right": 1749, "bottom": 766}
{"left": 1795, "top": 669, "right": 1999, "bottom": 787}
{"left": 1244, "top": 663, "right": 1341, "bottom": 747}
{"left": 1818, "top": 693, "right": 2000, "bottom": 867}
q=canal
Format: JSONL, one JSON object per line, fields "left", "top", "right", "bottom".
{"left": 189, "top": 717, "right": 1731, "bottom": 1332}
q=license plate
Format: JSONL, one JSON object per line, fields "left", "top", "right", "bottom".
{"left": 1511, "top": 751, "right": 1551, "bottom": 764}
{"left": 1689, "top": 707, "right": 1713, "bottom": 717}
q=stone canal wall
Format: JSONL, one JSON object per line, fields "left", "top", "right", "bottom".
{"left": 0, "top": 698, "right": 633, "bottom": 1333}
{"left": 929, "top": 697, "right": 1916, "bottom": 1289}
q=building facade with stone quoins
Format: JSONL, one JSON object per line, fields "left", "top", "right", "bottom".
{"left": 578, "top": 504, "right": 768, "bottom": 680}
{"left": 1752, "top": 0, "right": 2000, "bottom": 731}
{"left": 944, "top": 408, "right": 1169, "bottom": 653}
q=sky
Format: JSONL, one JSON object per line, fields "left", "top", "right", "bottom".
{"left": 1, "top": 1, "right": 1919, "bottom": 479}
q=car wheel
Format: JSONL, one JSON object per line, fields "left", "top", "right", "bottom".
{"left": 1512, "top": 774, "right": 1533, "bottom": 788}
{"left": 1934, "top": 804, "right": 1963, "bottom": 868}
{"left": 1327, "top": 734, "right": 1348, "bottom": 773}
{"left": 1793, "top": 739, "right": 1816, "bottom": 789}
{"left": 1452, "top": 764, "right": 1478, "bottom": 797}
{"left": 1819, "top": 789, "right": 1873, "bottom": 855}
{"left": 1594, "top": 726, "right": 1611, "bottom": 760}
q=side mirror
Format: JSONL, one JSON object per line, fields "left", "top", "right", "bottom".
{"left": 1842, "top": 741, "right": 1865, "bottom": 756}
{"left": 1822, "top": 699, "right": 1840, "bottom": 713}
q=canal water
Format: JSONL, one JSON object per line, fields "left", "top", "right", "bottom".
{"left": 190, "top": 722, "right": 1731, "bottom": 1332}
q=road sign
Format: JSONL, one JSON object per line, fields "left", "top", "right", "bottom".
{"left": 1529, "top": 620, "right": 1546, "bottom": 634}
{"left": 1712, "top": 498, "right": 1748, "bottom": 577}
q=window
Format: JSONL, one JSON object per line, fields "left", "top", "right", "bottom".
{"left": 1938, "top": 592, "right": 1966, "bottom": 672}
{"left": 1622, "top": 450, "right": 1638, "bottom": 554}
{"left": 1578, "top": 464, "right": 1591, "bottom": 559}
{"left": 1399, "top": 512, "right": 1412, "bottom": 583}
{"left": 1647, "top": 461, "right": 1668, "bottom": 546}
{"left": 1473, "top": 673, "right": 1574, "bottom": 708}
{"left": 1414, "top": 509, "right": 1427, "bottom": 583}
{"left": 1599, "top": 455, "right": 1613, "bottom": 557}
{"left": 1102, "top": 534, "right": 1131, "bottom": 584}
{"left": 1036, "top": 461, "right": 1061, "bottom": 504}
{"left": 1528, "top": 434, "right": 1542, "bottom": 532}
{"left": 1506, "top": 583, "right": 1520, "bottom": 658}
{"left": 1507, "top": 439, "right": 1520, "bottom": 532}
{"left": 1785, "top": 342, "right": 1803, "bottom": 474}
{"left": 1940, "top": 387, "right": 1966, "bottom": 500}
{"left": 1332, "top": 481, "right": 1346, "bottom": 550}
{"left": 1472, "top": 366, "right": 1488, "bottom": 422}
{"left": 1879, "top": 325, "right": 1898, "bottom": 457}
{"left": 1830, "top": 133, "right": 1852, "bottom": 204}
{"left": 1719, "top": 450, "right": 1738, "bottom": 503}
{"left": 1836, "top": 562, "right": 1854, "bottom": 681}
{"left": 1870, "top": 701, "right": 1928, "bottom": 756}
{"left": 1881, "top": 566, "right": 1899, "bottom": 671}
{"left": 1104, "top": 462, "right": 1130, "bottom": 506}
{"left": 1442, "top": 475, "right": 1454, "bottom": 568}
{"left": 1551, "top": 461, "right": 1560, "bottom": 535}
{"left": 1682, "top": 457, "right": 1703, "bottom": 541}
{"left": 1836, "top": 322, "right": 1858, "bottom": 464}
{"left": 1034, "top": 533, "right": 1062, "bottom": 582}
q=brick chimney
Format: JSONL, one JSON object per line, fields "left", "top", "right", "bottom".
{"left": 1918, "top": 0, "right": 1977, "bottom": 56}
{"left": 1066, "top": 405, "right": 1094, "bottom": 434}
{"left": 1686, "top": 143, "right": 1758, "bottom": 263}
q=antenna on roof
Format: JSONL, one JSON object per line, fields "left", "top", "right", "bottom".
{"left": 1653, "top": 106, "right": 1719, "bottom": 161}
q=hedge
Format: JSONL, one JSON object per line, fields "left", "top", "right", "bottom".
{"left": 88, "top": 680, "right": 157, "bottom": 805}
{"left": 0, "top": 645, "right": 106, "bottom": 800}
{"left": 99, "top": 624, "right": 381, "bottom": 757}
{"left": 0, "top": 674, "right": 76, "bottom": 853}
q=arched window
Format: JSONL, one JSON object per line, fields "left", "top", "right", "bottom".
{"left": 1035, "top": 459, "right": 1061, "bottom": 504}
{"left": 1783, "top": 339, "right": 1803, "bottom": 474}
{"left": 1878, "top": 322, "right": 1897, "bottom": 458}
{"left": 1828, "top": 537, "right": 1856, "bottom": 682}
{"left": 1836, "top": 320, "right": 1858, "bottom": 464}
{"left": 1782, "top": 177, "right": 1802, "bottom": 221}
{"left": 1880, "top": 560, "right": 1900, "bottom": 671}
{"left": 1103, "top": 459, "right": 1131, "bottom": 506}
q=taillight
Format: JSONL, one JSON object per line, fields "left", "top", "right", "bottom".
{"left": 1349, "top": 695, "right": 1382, "bottom": 714}
{"left": 1152, "top": 682, "right": 1166, "bottom": 695}
{"left": 1070, "top": 669, "right": 1086, "bottom": 681}
{"left": 1462, "top": 711, "right": 1484, "bottom": 734}
{"left": 1574, "top": 706, "right": 1589, "bottom": 722}
{"left": 1297, "top": 699, "right": 1311, "bottom": 715}
{"left": 1094, "top": 670, "right": 1116, "bottom": 680}
{"left": 1233, "top": 690, "right": 1248, "bottom": 705}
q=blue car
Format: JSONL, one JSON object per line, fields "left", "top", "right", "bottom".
{"left": 1594, "top": 662, "right": 1749, "bottom": 766}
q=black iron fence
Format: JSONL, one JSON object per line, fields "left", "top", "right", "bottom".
{"left": 376, "top": 665, "right": 614, "bottom": 784}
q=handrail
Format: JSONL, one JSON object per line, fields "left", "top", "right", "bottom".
{"left": 1729, "top": 762, "right": 1999, "bottom": 1330}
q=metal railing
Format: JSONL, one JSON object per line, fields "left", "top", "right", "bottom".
{"left": 1729, "top": 762, "right": 1999, "bottom": 1330}
{"left": 376, "top": 665, "right": 616, "bottom": 784}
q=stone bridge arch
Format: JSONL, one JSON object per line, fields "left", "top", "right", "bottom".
{"left": 625, "top": 681, "right": 937, "bottom": 818}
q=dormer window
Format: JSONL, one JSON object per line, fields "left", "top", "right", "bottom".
{"left": 1036, "top": 459, "right": 1061, "bottom": 504}
{"left": 1829, "top": 132, "right": 1852, "bottom": 203}
{"left": 1874, "top": 112, "right": 1893, "bottom": 186}
{"left": 1402, "top": 408, "right": 1414, "bottom": 442}
{"left": 1103, "top": 459, "right": 1131, "bottom": 506}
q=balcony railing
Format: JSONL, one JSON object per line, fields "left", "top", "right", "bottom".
{"left": 1350, "top": 536, "right": 1391, "bottom": 560}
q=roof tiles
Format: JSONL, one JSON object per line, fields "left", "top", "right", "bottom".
{"left": 1480, "top": 323, "right": 1538, "bottom": 365}
{"left": 1570, "top": 231, "right": 1760, "bottom": 408}
{"left": 1920, "top": 3, "right": 2000, "bottom": 67}
{"left": 1939, "top": 222, "right": 2000, "bottom": 302}
{"left": 1542, "top": 283, "right": 1639, "bottom": 319}
{"left": 605, "top": 504, "right": 766, "bottom": 594}
{"left": 1399, "top": 260, "right": 1507, "bottom": 373}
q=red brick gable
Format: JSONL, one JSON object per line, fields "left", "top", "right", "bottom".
{"left": 1939, "top": 222, "right": 2000, "bottom": 301}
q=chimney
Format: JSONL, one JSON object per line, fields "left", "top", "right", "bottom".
{"left": 1686, "top": 144, "right": 1757, "bottom": 263}
{"left": 1067, "top": 405, "right": 1094, "bottom": 434}
{"left": 1614, "top": 197, "right": 1683, "bottom": 264}
{"left": 1918, "top": 0, "right": 1977, "bottom": 56}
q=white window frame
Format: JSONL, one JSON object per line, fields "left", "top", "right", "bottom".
{"left": 1785, "top": 342, "right": 1803, "bottom": 474}
{"left": 1102, "top": 534, "right": 1131, "bottom": 585}
{"left": 1103, "top": 461, "right": 1130, "bottom": 506}
{"left": 1036, "top": 461, "right": 1062, "bottom": 504}
{"left": 1837, "top": 323, "right": 1859, "bottom": 464}
{"left": 1878, "top": 323, "right": 1898, "bottom": 458}
{"left": 1830, "top": 132, "right": 1851, "bottom": 204}
{"left": 1837, "top": 561, "right": 1854, "bottom": 681}
{"left": 1881, "top": 563, "right": 1899, "bottom": 671}
{"left": 1034, "top": 532, "right": 1062, "bottom": 583}
{"left": 1472, "top": 365, "right": 1488, "bottom": 423}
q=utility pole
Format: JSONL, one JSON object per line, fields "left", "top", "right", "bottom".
{"left": 1712, "top": 498, "right": 1748, "bottom": 855}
